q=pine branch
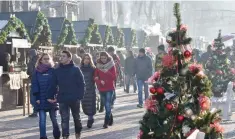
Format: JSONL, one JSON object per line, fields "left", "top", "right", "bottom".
{"left": 173, "top": 3, "right": 181, "bottom": 30}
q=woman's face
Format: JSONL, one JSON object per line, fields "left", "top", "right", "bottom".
{"left": 100, "top": 56, "right": 108, "bottom": 63}
{"left": 84, "top": 56, "right": 90, "bottom": 65}
{"left": 41, "top": 55, "right": 50, "bottom": 65}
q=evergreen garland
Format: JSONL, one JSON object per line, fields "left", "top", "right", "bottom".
{"left": 104, "top": 25, "right": 114, "bottom": 47}
{"left": 142, "top": 32, "right": 149, "bottom": 48}
{"left": 32, "top": 11, "right": 52, "bottom": 48}
{"left": 57, "top": 19, "right": 77, "bottom": 46}
{"left": 115, "top": 28, "right": 121, "bottom": 46}
{"left": 0, "top": 17, "right": 30, "bottom": 44}
{"left": 131, "top": 29, "right": 137, "bottom": 47}
{"left": 80, "top": 18, "right": 94, "bottom": 46}
{"left": 116, "top": 28, "right": 125, "bottom": 47}
{"left": 90, "top": 24, "right": 102, "bottom": 44}
{"left": 118, "top": 31, "right": 125, "bottom": 48}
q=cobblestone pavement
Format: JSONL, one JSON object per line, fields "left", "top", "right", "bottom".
{"left": 0, "top": 87, "right": 235, "bottom": 139}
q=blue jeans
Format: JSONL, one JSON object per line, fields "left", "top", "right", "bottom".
{"left": 100, "top": 91, "right": 114, "bottom": 119}
{"left": 125, "top": 74, "right": 137, "bottom": 92}
{"left": 39, "top": 110, "right": 60, "bottom": 138}
{"left": 59, "top": 100, "right": 82, "bottom": 137}
{"left": 137, "top": 80, "right": 149, "bottom": 105}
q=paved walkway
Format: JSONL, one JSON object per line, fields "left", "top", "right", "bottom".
{"left": 0, "top": 87, "right": 235, "bottom": 139}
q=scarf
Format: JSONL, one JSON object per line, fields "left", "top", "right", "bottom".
{"left": 96, "top": 60, "right": 115, "bottom": 72}
{"left": 36, "top": 64, "right": 52, "bottom": 73}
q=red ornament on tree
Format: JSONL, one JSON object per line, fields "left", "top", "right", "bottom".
{"left": 177, "top": 115, "right": 185, "bottom": 122}
{"left": 149, "top": 87, "right": 157, "bottom": 94}
{"left": 165, "top": 103, "right": 173, "bottom": 111}
{"left": 216, "top": 70, "right": 223, "bottom": 75}
{"left": 156, "top": 87, "right": 165, "bottom": 95}
{"left": 184, "top": 50, "right": 191, "bottom": 58}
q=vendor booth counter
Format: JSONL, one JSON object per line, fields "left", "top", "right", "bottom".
{"left": 0, "top": 71, "right": 28, "bottom": 111}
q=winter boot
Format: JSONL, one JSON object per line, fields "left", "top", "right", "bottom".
{"left": 108, "top": 113, "right": 113, "bottom": 126}
{"left": 103, "top": 118, "right": 109, "bottom": 129}
{"left": 62, "top": 136, "right": 69, "bottom": 139}
{"left": 75, "top": 133, "right": 81, "bottom": 139}
{"left": 87, "top": 119, "right": 94, "bottom": 128}
{"left": 40, "top": 137, "right": 47, "bottom": 139}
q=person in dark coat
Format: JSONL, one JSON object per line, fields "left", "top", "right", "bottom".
{"left": 124, "top": 50, "right": 137, "bottom": 93}
{"left": 201, "top": 45, "right": 212, "bottom": 66}
{"left": 27, "top": 49, "right": 38, "bottom": 78}
{"left": 27, "top": 49, "right": 38, "bottom": 117}
{"left": 80, "top": 53, "right": 96, "bottom": 128}
{"left": 31, "top": 53, "right": 60, "bottom": 139}
{"left": 155, "top": 45, "right": 167, "bottom": 71}
{"left": 134, "top": 48, "right": 153, "bottom": 108}
{"left": 47, "top": 50, "right": 85, "bottom": 139}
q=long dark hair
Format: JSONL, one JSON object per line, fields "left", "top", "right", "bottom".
{"left": 98, "top": 51, "right": 112, "bottom": 64}
{"left": 81, "top": 53, "right": 96, "bottom": 68}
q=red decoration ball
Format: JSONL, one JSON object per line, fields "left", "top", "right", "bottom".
{"left": 165, "top": 103, "right": 173, "bottom": 111}
{"left": 216, "top": 70, "right": 223, "bottom": 75}
{"left": 184, "top": 50, "right": 191, "bottom": 58}
{"left": 156, "top": 87, "right": 165, "bottom": 95}
{"left": 149, "top": 87, "right": 157, "bottom": 94}
{"left": 177, "top": 115, "right": 185, "bottom": 122}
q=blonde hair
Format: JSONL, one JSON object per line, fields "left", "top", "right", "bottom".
{"left": 35, "top": 53, "right": 54, "bottom": 68}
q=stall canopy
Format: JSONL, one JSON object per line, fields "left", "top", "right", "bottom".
{"left": 48, "top": 17, "right": 65, "bottom": 44}
{"left": 121, "top": 28, "right": 132, "bottom": 47}
{"left": 0, "top": 11, "right": 38, "bottom": 36}
{"left": 72, "top": 20, "right": 89, "bottom": 42}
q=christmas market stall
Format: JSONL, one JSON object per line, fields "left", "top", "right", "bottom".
{"left": 0, "top": 16, "right": 31, "bottom": 110}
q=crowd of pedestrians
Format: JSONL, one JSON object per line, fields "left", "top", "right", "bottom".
{"left": 27, "top": 44, "right": 232, "bottom": 139}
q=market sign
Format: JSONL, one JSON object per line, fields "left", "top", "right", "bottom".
{"left": 12, "top": 38, "right": 30, "bottom": 48}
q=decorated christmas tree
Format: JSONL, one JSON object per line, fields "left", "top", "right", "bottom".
{"left": 138, "top": 3, "right": 224, "bottom": 139}
{"left": 205, "top": 30, "right": 235, "bottom": 97}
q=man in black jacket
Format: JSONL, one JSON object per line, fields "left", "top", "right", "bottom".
{"left": 47, "top": 50, "right": 85, "bottom": 139}
{"left": 134, "top": 48, "right": 153, "bottom": 108}
{"left": 27, "top": 49, "right": 38, "bottom": 117}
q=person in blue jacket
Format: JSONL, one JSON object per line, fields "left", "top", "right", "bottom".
{"left": 47, "top": 50, "right": 85, "bottom": 139}
{"left": 31, "top": 53, "right": 60, "bottom": 139}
